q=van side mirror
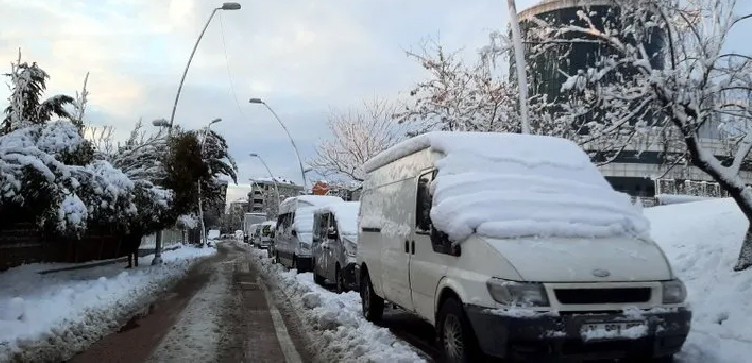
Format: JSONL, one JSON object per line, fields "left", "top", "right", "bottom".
{"left": 327, "top": 227, "right": 338, "bottom": 240}
{"left": 430, "top": 227, "right": 459, "bottom": 257}
{"left": 292, "top": 230, "right": 297, "bottom": 237}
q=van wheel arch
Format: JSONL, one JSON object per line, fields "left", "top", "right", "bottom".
{"left": 436, "top": 288, "right": 462, "bottom": 326}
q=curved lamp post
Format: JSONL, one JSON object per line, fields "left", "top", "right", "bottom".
{"left": 248, "top": 98, "right": 307, "bottom": 190}
{"left": 196, "top": 119, "right": 222, "bottom": 247}
{"left": 151, "top": 2, "right": 239, "bottom": 264}
{"left": 168, "top": 2, "right": 241, "bottom": 129}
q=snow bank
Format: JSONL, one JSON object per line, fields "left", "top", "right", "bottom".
{"left": 316, "top": 201, "right": 361, "bottom": 236}
{"left": 365, "top": 131, "right": 648, "bottom": 241}
{"left": 0, "top": 245, "right": 215, "bottom": 362}
{"left": 645, "top": 198, "right": 752, "bottom": 362}
{"left": 252, "top": 250, "right": 424, "bottom": 362}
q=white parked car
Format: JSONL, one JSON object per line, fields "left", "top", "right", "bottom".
{"left": 356, "top": 131, "right": 690, "bottom": 362}
{"left": 312, "top": 201, "right": 360, "bottom": 292}
{"left": 275, "top": 195, "right": 344, "bottom": 272}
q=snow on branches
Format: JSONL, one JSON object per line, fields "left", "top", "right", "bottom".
{"left": 0, "top": 122, "right": 137, "bottom": 235}
{"left": 528, "top": 0, "right": 752, "bottom": 270}
{"left": 309, "top": 98, "right": 403, "bottom": 181}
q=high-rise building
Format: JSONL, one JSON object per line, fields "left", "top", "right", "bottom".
{"left": 518, "top": 0, "right": 752, "bottom": 200}
{"left": 247, "top": 178, "right": 304, "bottom": 219}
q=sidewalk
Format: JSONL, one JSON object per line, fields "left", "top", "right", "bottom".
{"left": 37, "top": 245, "right": 184, "bottom": 275}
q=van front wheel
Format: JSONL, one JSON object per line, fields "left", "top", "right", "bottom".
{"left": 438, "top": 297, "right": 479, "bottom": 363}
{"left": 360, "top": 270, "right": 383, "bottom": 323}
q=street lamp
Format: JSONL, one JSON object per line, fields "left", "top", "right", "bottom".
{"left": 248, "top": 98, "right": 308, "bottom": 189}
{"left": 168, "top": 3, "right": 241, "bottom": 129}
{"left": 505, "top": 0, "right": 531, "bottom": 134}
{"left": 197, "top": 119, "right": 222, "bottom": 247}
{"left": 150, "top": 119, "right": 171, "bottom": 264}
{"left": 249, "top": 153, "right": 281, "bottom": 208}
{"left": 152, "top": 1, "right": 239, "bottom": 264}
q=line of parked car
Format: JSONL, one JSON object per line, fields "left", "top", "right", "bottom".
{"left": 256, "top": 131, "right": 691, "bottom": 363}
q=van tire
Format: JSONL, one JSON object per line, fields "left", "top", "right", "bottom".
{"left": 438, "top": 297, "right": 479, "bottom": 363}
{"left": 313, "top": 260, "right": 326, "bottom": 285}
{"left": 335, "top": 265, "right": 345, "bottom": 293}
{"left": 360, "top": 270, "right": 383, "bottom": 323}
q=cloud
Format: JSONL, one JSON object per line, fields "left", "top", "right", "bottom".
{"left": 0, "top": 0, "right": 545, "bottom": 190}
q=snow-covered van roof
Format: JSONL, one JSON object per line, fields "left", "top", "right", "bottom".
{"left": 278, "top": 195, "right": 344, "bottom": 215}
{"left": 315, "top": 201, "right": 360, "bottom": 236}
{"left": 363, "top": 131, "right": 649, "bottom": 241}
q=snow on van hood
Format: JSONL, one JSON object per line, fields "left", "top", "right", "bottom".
{"left": 482, "top": 236, "right": 672, "bottom": 282}
{"left": 376, "top": 131, "right": 650, "bottom": 241}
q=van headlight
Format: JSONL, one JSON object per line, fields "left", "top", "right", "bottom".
{"left": 486, "top": 278, "right": 549, "bottom": 307}
{"left": 343, "top": 237, "right": 357, "bottom": 257}
{"left": 662, "top": 279, "right": 687, "bottom": 303}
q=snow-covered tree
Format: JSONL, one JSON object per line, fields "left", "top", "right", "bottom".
{"left": 528, "top": 0, "right": 752, "bottom": 271}
{"left": 161, "top": 127, "right": 237, "bottom": 222}
{"left": 110, "top": 121, "right": 169, "bottom": 182}
{"left": 309, "top": 98, "right": 403, "bottom": 181}
{"left": 396, "top": 39, "right": 521, "bottom": 134}
{"left": 2, "top": 53, "right": 74, "bottom": 134}
{"left": 0, "top": 122, "right": 137, "bottom": 236}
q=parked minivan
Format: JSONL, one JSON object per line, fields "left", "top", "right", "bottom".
{"left": 356, "top": 131, "right": 690, "bottom": 362}
{"left": 275, "top": 195, "right": 344, "bottom": 272}
{"left": 312, "top": 201, "right": 360, "bottom": 292}
{"left": 256, "top": 221, "right": 276, "bottom": 249}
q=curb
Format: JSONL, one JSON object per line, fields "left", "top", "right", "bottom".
{"left": 37, "top": 245, "right": 183, "bottom": 275}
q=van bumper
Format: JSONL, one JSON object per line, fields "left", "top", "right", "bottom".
{"left": 464, "top": 305, "right": 691, "bottom": 361}
{"left": 295, "top": 256, "right": 312, "bottom": 273}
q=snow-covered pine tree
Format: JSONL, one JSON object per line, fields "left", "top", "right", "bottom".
{"left": 2, "top": 52, "right": 74, "bottom": 134}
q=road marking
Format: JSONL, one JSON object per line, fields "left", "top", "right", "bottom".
{"left": 258, "top": 276, "right": 302, "bottom": 363}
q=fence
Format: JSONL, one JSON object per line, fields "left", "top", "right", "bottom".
{"left": 0, "top": 225, "right": 191, "bottom": 272}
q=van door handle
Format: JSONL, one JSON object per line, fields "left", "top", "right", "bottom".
{"left": 405, "top": 240, "right": 410, "bottom": 253}
{"left": 411, "top": 240, "right": 415, "bottom": 255}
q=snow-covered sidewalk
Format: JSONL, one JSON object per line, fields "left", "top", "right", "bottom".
{"left": 645, "top": 198, "right": 752, "bottom": 363}
{"left": 252, "top": 249, "right": 425, "bottom": 363}
{"left": 0, "top": 244, "right": 215, "bottom": 362}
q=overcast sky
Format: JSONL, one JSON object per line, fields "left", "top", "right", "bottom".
{"left": 0, "top": 0, "right": 544, "bottom": 201}
{"left": 2, "top": 0, "right": 749, "bottom": 203}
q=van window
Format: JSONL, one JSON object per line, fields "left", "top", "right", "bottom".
{"left": 314, "top": 213, "right": 328, "bottom": 242}
{"left": 277, "top": 212, "right": 293, "bottom": 231}
{"left": 415, "top": 171, "right": 435, "bottom": 233}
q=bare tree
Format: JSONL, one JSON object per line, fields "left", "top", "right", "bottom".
{"left": 396, "top": 38, "right": 521, "bottom": 134}
{"left": 530, "top": 0, "right": 752, "bottom": 271}
{"left": 309, "top": 98, "right": 403, "bottom": 181}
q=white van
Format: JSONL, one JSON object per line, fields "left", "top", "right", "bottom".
{"left": 275, "top": 195, "right": 344, "bottom": 272}
{"left": 312, "top": 201, "right": 360, "bottom": 292}
{"left": 356, "top": 132, "right": 690, "bottom": 362}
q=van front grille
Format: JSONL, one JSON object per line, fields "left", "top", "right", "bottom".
{"left": 554, "top": 288, "right": 651, "bottom": 304}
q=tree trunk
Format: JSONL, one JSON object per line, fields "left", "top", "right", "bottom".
{"left": 734, "top": 226, "right": 752, "bottom": 271}
{"left": 683, "top": 128, "right": 752, "bottom": 271}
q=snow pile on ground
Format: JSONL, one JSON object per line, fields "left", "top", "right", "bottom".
{"left": 645, "top": 198, "right": 752, "bottom": 363}
{"left": 252, "top": 250, "right": 424, "bottom": 363}
{"left": 363, "top": 131, "right": 648, "bottom": 241}
{"left": 0, "top": 245, "right": 215, "bottom": 362}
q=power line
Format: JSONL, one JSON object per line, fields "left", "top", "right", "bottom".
{"left": 219, "top": 13, "right": 250, "bottom": 124}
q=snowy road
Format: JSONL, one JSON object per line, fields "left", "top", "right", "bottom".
{"left": 69, "top": 241, "right": 313, "bottom": 363}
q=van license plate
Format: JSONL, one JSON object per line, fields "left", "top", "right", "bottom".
{"left": 580, "top": 322, "right": 646, "bottom": 342}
